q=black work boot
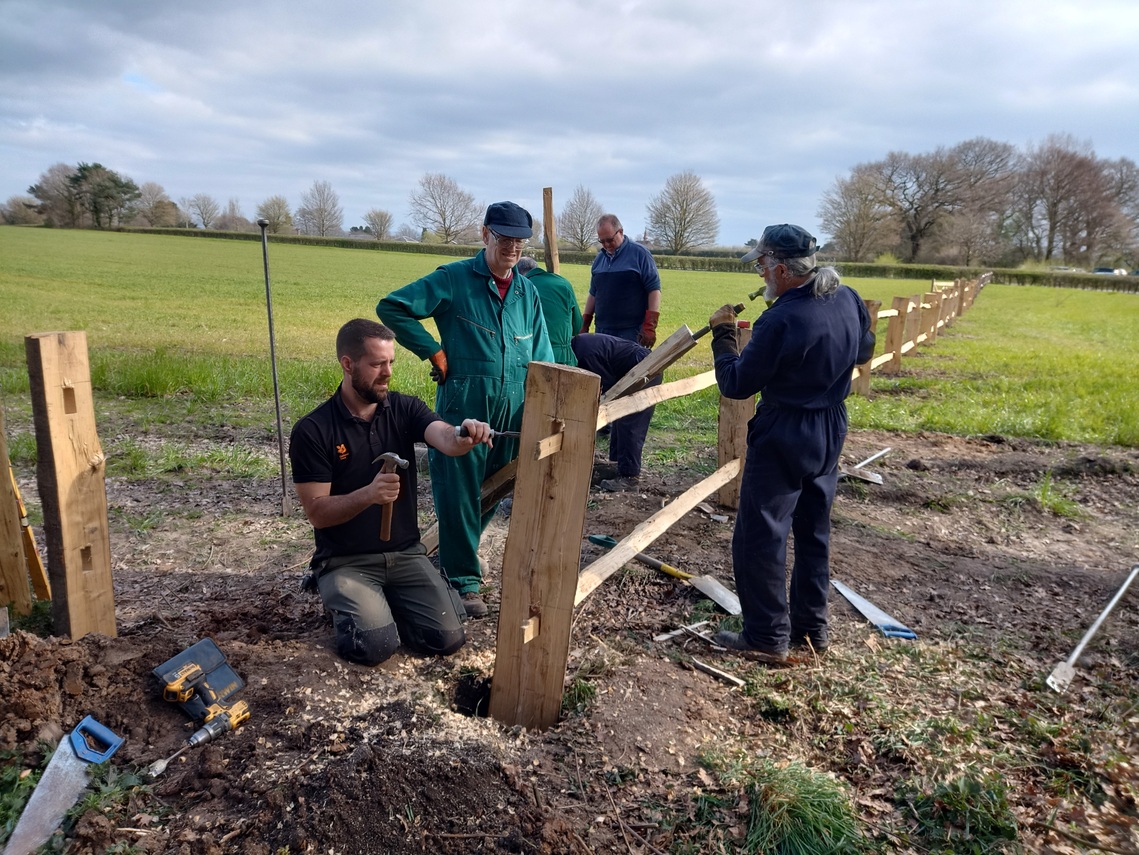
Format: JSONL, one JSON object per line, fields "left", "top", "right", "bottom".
{"left": 713, "top": 630, "right": 789, "bottom": 665}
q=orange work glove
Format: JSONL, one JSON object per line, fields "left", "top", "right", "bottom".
{"left": 580, "top": 313, "right": 593, "bottom": 334}
{"left": 637, "top": 310, "right": 660, "bottom": 348}
{"left": 429, "top": 350, "right": 448, "bottom": 384}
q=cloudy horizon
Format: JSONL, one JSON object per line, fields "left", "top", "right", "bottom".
{"left": 2, "top": 0, "right": 1136, "bottom": 246}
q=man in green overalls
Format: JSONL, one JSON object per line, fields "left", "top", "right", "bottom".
{"left": 377, "top": 202, "right": 555, "bottom": 618}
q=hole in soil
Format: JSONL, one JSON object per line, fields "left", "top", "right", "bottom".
{"left": 453, "top": 673, "right": 492, "bottom": 717}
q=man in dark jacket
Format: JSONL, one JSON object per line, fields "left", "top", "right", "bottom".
{"left": 708, "top": 224, "right": 875, "bottom": 664}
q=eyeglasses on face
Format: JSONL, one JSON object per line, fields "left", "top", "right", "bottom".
{"left": 597, "top": 230, "right": 621, "bottom": 247}
{"left": 753, "top": 251, "right": 781, "bottom": 271}
{"left": 488, "top": 229, "right": 526, "bottom": 249}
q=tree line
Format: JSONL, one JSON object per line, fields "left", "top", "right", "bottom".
{"left": 819, "top": 134, "right": 1138, "bottom": 268}
{"left": 6, "top": 136, "right": 1135, "bottom": 268}
{"left": 1, "top": 163, "right": 723, "bottom": 254}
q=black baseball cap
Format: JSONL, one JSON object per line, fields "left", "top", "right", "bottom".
{"left": 484, "top": 201, "right": 533, "bottom": 238}
{"left": 740, "top": 224, "right": 820, "bottom": 262}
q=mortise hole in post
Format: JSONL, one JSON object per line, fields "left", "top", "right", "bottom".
{"left": 63, "top": 387, "right": 77, "bottom": 414}
{"left": 81, "top": 545, "right": 93, "bottom": 574}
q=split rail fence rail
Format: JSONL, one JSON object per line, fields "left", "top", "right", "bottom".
{"left": 1, "top": 273, "right": 990, "bottom": 731}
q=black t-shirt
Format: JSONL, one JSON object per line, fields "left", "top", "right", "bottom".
{"left": 289, "top": 386, "right": 441, "bottom": 563}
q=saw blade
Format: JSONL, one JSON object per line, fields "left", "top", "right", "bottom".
{"left": 3, "top": 717, "right": 122, "bottom": 855}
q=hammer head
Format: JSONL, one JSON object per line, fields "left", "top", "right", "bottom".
{"left": 372, "top": 452, "right": 409, "bottom": 470}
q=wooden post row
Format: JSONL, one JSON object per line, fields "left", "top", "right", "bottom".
{"left": 25, "top": 332, "right": 116, "bottom": 639}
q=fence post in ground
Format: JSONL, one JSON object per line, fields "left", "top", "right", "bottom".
{"left": 922, "top": 290, "right": 941, "bottom": 344}
{"left": 542, "top": 187, "right": 561, "bottom": 274}
{"left": 717, "top": 325, "right": 753, "bottom": 508}
{"left": 902, "top": 293, "right": 923, "bottom": 354}
{"left": 489, "top": 362, "right": 599, "bottom": 730}
{"left": 0, "top": 404, "right": 32, "bottom": 616}
{"left": 24, "top": 331, "right": 116, "bottom": 639}
{"left": 881, "top": 295, "right": 911, "bottom": 375}
{"left": 851, "top": 300, "right": 881, "bottom": 397}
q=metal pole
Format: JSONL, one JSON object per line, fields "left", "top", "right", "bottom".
{"left": 258, "top": 219, "right": 290, "bottom": 515}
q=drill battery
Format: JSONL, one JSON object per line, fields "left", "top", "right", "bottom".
{"left": 153, "top": 638, "right": 245, "bottom": 722}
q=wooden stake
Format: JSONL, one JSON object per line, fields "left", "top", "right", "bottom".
{"left": 489, "top": 363, "right": 599, "bottom": 730}
{"left": 717, "top": 325, "right": 752, "bottom": 508}
{"left": 25, "top": 332, "right": 116, "bottom": 639}
{"left": 542, "top": 188, "right": 561, "bottom": 274}
{"left": 0, "top": 405, "right": 33, "bottom": 615}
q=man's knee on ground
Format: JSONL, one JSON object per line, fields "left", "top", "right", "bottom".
{"left": 334, "top": 615, "right": 401, "bottom": 665}
{"left": 415, "top": 627, "right": 466, "bottom": 657}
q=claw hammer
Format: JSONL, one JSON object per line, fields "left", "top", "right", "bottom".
{"left": 372, "top": 452, "right": 409, "bottom": 540}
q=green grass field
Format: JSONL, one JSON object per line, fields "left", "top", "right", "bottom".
{"left": 2, "top": 227, "right": 1137, "bottom": 477}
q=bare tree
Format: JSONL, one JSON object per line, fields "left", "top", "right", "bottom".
{"left": 1, "top": 195, "right": 43, "bottom": 225}
{"left": 393, "top": 223, "right": 419, "bottom": 241}
{"left": 137, "top": 182, "right": 176, "bottom": 226}
{"left": 818, "top": 165, "right": 894, "bottom": 262}
{"left": 188, "top": 193, "right": 221, "bottom": 229}
{"left": 256, "top": 196, "right": 293, "bottom": 234}
{"left": 363, "top": 208, "right": 393, "bottom": 240}
{"left": 27, "top": 163, "right": 82, "bottom": 227}
{"left": 408, "top": 173, "right": 481, "bottom": 244}
{"left": 557, "top": 185, "right": 604, "bottom": 250}
{"left": 645, "top": 171, "right": 719, "bottom": 254}
{"left": 298, "top": 180, "right": 343, "bottom": 237}
{"left": 215, "top": 197, "right": 253, "bottom": 232}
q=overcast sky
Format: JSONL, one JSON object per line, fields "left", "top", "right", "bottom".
{"left": 2, "top": 0, "right": 1137, "bottom": 246}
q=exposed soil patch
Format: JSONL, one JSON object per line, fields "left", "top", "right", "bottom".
{"left": 3, "top": 429, "right": 1138, "bottom": 853}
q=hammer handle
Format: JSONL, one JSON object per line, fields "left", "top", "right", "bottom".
{"left": 379, "top": 460, "right": 397, "bottom": 541}
{"left": 693, "top": 303, "right": 745, "bottom": 340}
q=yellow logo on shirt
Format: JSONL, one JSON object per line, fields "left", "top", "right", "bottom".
{"left": 336, "top": 443, "right": 348, "bottom": 460}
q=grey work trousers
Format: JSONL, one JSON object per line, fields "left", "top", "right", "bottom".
{"left": 315, "top": 545, "right": 466, "bottom": 665}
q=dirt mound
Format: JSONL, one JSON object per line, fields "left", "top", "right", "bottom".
{"left": 3, "top": 429, "right": 1138, "bottom": 853}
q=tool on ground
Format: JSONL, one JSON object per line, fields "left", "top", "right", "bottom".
{"left": 839, "top": 447, "right": 891, "bottom": 485}
{"left": 1046, "top": 564, "right": 1139, "bottom": 694}
{"left": 692, "top": 303, "right": 746, "bottom": 340}
{"left": 152, "top": 638, "right": 245, "bottom": 722}
{"left": 8, "top": 462, "right": 50, "bottom": 599}
{"left": 257, "top": 218, "right": 290, "bottom": 517}
{"left": 455, "top": 425, "right": 521, "bottom": 439}
{"left": 372, "top": 452, "right": 409, "bottom": 541}
{"left": 588, "top": 534, "right": 741, "bottom": 615}
{"left": 831, "top": 579, "right": 917, "bottom": 639}
{"left": 3, "top": 716, "right": 123, "bottom": 855}
{"left": 146, "top": 699, "right": 251, "bottom": 778}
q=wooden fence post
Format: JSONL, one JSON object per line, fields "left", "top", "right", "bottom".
{"left": 881, "top": 295, "right": 910, "bottom": 374}
{"left": 851, "top": 300, "right": 881, "bottom": 396}
{"left": 717, "top": 325, "right": 752, "bottom": 508}
{"left": 542, "top": 187, "right": 561, "bottom": 274}
{"left": 489, "top": 363, "right": 599, "bottom": 730}
{"left": 922, "top": 291, "right": 941, "bottom": 344}
{"left": 25, "top": 331, "right": 116, "bottom": 639}
{"left": 0, "top": 405, "right": 33, "bottom": 616}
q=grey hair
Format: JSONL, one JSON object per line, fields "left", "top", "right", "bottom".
{"left": 597, "top": 213, "right": 623, "bottom": 232}
{"left": 782, "top": 254, "right": 840, "bottom": 298}
{"left": 811, "top": 266, "right": 841, "bottom": 298}
{"left": 516, "top": 256, "right": 538, "bottom": 274}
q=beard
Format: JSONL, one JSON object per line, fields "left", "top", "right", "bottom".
{"left": 350, "top": 370, "right": 388, "bottom": 405}
{"left": 764, "top": 281, "right": 777, "bottom": 304}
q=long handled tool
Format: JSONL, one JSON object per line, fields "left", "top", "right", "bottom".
{"left": 4, "top": 716, "right": 123, "bottom": 855}
{"left": 588, "top": 534, "right": 741, "bottom": 614}
{"left": 257, "top": 218, "right": 289, "bottom": 517}
{"left": 839, "top": 447, "right": 891, "bottom": 485}
{"left": 831, "top": 579, "right": 917, "bottom": 639}
{"left": 1046, "top": 564, "right": 1139, "bottom": 693}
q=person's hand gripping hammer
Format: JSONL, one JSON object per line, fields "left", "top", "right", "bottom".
{"left": 372, "top": 452, "right": 409, "bottom": 541}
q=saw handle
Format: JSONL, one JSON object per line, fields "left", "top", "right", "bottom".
{"left": 70, "top": 716, "right": 124, "bottom": 763}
